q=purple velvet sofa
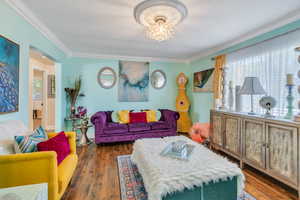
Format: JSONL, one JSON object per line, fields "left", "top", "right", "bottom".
{"left": 91, "top": 109, "right": 179, "bottom": 144}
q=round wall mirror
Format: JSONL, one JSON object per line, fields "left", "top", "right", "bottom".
{"left": 97, "top": 67, "right": 117, "bottom": 89}
{"left": 151, "top": 70, "right": 167, "bottom": 89}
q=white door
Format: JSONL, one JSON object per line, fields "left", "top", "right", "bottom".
{"left": 32, "top": 69, "right": 46, "bottom": 129}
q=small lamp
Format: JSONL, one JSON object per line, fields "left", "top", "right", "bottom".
{"left": 239, "top": 77, "right": 266, "bottom": 114}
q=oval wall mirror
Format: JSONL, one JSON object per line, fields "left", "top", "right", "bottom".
{"left": 97, "top": 67, "right": 117, "bottom": 89}
{"left": 151, "top": 70, "right": 167, "bottom": 89}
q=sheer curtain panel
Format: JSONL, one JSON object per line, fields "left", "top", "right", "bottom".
{"left": 226, "top": 29, "right": 300, "bottom": 116}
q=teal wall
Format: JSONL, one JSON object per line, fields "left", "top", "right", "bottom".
{"left": 2, "top": 0, "right": 300, "bottom": 130}
{"left": 61, "top": 57, "right": 188, "bottom": 133}
{"left": 0, "top": 2, "right": 66, "bottom": 126}
{"left": 188, "top": 57, "right": 214, "bottom": 123}
{"left": 189, "top": 19, "right": 300, "bottom": 123}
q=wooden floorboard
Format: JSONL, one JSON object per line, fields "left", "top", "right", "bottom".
{"left": 62, "top": 141, "right": 298, "bottom": 200}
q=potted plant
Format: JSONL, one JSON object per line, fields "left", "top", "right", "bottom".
{"left": 65, "top": 77, "right": 82, "bottom": 118}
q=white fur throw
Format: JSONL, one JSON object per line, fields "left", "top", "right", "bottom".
{"left": 131, "top": 136, "right": 245, "bottom": 200}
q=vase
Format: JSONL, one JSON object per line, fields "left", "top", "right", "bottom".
{"left": 70, "top": 105, "right": 76, "bottom": 118}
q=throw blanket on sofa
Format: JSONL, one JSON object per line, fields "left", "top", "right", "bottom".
{"left": 131, "top": 136, "right": 245, "bottom": 200}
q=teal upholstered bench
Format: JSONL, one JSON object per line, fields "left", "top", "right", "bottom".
{"left": 163, "top": 177, "right": 237, "bottom": 200}
{"left": 132, "top": 136, "right": 244, "bottom": 200}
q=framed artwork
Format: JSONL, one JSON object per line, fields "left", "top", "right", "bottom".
{"left": 0, "top": 35, "right": 20, "bottom": 114}
{"left": 193, "top": 68, "right": 214, "bottom": 92}
{"left": 118, "top": 61, "right": 149, "bottom": 102}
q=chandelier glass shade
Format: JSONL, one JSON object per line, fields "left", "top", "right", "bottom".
{"left": 134, "top": 0, "right": 188, "bottom": 41}
{"left": 146, "top": 16, "right": 174, "bottom": 41}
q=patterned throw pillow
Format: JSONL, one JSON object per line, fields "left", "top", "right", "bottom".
{"left": 14, "top": 126, "right": 48, "bottom": 153}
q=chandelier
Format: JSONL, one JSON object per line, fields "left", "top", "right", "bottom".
{"left": 134, "top": 0, "right": 188, "bottom": 41}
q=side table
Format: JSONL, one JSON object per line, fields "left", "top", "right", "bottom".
{"left": 0, "top": 183, "right": 48, "bottom": 200}
{"left": 76, "top": 123, "right": 93, "bottom": 146}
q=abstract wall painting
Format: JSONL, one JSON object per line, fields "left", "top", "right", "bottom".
{"left": 0, "top": 35, "right": 20, "bottom": 114}
{"left": 118, "top": 61, "right": 149, "bottom": 102}
{"left": 193, "top": 68, "right": 214, "bottom": 92}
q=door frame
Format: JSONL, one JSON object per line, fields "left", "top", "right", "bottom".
{"left": 29, "top": 65, "right": 49, "bottom": 130}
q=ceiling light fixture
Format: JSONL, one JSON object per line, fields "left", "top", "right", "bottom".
{"left": 134, "top": 0, "right": 188, "bottom": 41}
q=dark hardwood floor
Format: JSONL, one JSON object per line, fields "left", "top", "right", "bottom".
{"left": 62, "top": 141, "right": 298, "bottom": 200}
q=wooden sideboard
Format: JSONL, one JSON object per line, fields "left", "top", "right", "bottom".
{"left": 210, "top": 109, "right": 300, "bottom": 195}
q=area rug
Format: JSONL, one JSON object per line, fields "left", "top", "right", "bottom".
{"left": 117, "top": 155, "right": 256, "bottom": 200}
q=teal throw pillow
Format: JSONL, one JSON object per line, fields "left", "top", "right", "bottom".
{"left": 14, "top": 126, "right": 48, "bottom": 153}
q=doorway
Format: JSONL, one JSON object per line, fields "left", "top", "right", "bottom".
{"left": 29, "top": 48, "right": 56, "bottom": 131}
{"left": 32, "top": 69, "right": 45, "bottom": 129}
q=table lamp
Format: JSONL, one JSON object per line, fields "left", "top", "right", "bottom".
{"left": 239, "top": 77, "right": 266, "bottom": 114}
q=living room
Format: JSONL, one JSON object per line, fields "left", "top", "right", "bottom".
{"left": 0, "top": 0, "right": 300, "bottom": 200}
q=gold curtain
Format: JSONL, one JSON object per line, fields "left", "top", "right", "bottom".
{"left": 213, "top": 54, "right": 226, "bottom": 100}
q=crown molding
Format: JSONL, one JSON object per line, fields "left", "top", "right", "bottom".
{"left": 72, "top": 52, "right": 190, "bottom": 64}
{"left": 189, "top": 9, "right": 300, "bottom": 62}
{"left": 5, "top": 0, "right": 72, "bottom": 57}
{"left": 4, "top": 0, "right": 188, "bottom": 63}
{"left": 5, "top": 0, "right": 300, "bottom": 64}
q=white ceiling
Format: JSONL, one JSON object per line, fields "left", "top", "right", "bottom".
{"left": 7, "top": 0, "right": 300, "bottom": 62}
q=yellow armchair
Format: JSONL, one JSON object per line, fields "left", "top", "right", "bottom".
{"left": 0, "top": 132, "right": 78, "bottom": 200}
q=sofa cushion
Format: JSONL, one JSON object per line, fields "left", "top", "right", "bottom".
{"left": 103, "top": 123, "right": 128, "bottom": 134}
{"left": 111, "top": 111, "right": 119, "bottom": 122}
{"left": 14, "top": 126, "right": 48, "bottom": 153}
{"left": 0, "top": 144, "right": 14, "bottom": 155}
{"left": 37, "top": 132, "right": 70, "bottom": 165}
{"left": 129, "top": 112, "right": 147, "bottom": 123}
{"left": 57, "top": 154, "right": 78, "bottom": 194}
{"left": 118, "top": 110, "right": 130, "bottom": 124}
{"left": 128, "top": 123, "right": 151, "bottom": 132}
{"left": 150, "top": 121, "right": 170, "bottom": 130}
{"left": 0, "top": 120, "right": 31, "bottom": 153}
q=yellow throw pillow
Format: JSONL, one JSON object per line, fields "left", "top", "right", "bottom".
{"left": 118, "top": 110, "right": 130, "bottom": 124}
{"left": 146, "top": 110, "right": 157, "bottom": 122}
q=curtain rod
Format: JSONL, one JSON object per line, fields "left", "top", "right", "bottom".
{"left": 211, "top": 27, "right": 300, "bottom": 61}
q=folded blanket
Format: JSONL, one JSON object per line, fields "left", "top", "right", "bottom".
{"left": 131, "top": 136, "right": 245, "bottom": 200}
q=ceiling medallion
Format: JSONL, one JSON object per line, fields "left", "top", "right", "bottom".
{"left": 134, "top": 0, "right": 188, "bottom": 41}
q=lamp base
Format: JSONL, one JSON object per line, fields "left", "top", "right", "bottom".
{"left": 248, "top": 112, "right": 256, "bottom": 115}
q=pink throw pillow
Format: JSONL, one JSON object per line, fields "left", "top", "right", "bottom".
{"left": 189, "top": 123, "right": 211, "bottom": 143}
{"left": 37, "top": 132, "right": 70, "bottom": 165}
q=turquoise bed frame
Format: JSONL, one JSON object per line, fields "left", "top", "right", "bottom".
{"left": 163, "top": 177, "right": 238, "bottom": 200}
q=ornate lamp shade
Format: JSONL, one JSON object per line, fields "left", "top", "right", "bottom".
{"left": 239, "top": 77, "right": 266, "bottom": 95}
{"left": 239, "top": 77, "right": 266, "bottom": 114}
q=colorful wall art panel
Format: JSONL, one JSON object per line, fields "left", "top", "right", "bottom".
{"left": 118, "top": 61, "right": 149, "bottom": 102}
{"left": 0, "top": 35, "right": 19, "bottom": 113}
{"left": 193, "top": 68, "right": 214, "bottom": 92}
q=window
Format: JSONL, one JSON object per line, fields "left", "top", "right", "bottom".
{"left": 226, "top": 29, "right": 300, "bottom": 116}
